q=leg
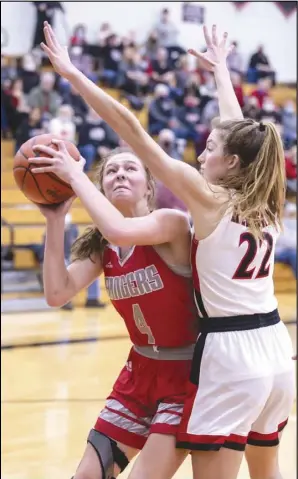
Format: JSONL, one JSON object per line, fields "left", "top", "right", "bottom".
{"left": 128, "top": 433, "right": 188, "bottom": 479}
{"left": 74, "top": 439, "right": 138, "bottom": 479}
{"left": 191, "top": 449, "right": 244, "bottom": 479}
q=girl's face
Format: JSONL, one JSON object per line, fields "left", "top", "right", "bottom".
{"left": 198, "top": 129, "right": 238, "bottom": 183}
{"left": 102, "top": 154, "right": 150, "bottom": 209}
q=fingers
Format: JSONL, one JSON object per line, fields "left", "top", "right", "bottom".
{"left": 79, "top": 156, "right": 86, "bottom": 170}
{"left": 203, "top": 25, "right": 212, "bottom": 47}
{"left": 44, "top": 21, "right": 59, "bottom": 49}
{"left": 211, "top": 24, "right": 218, "bottom": 46}
{"left": 33, "top": 144, "right": 59, "bottom": 157}
{"left": 188, "top": 49, "right": 216, "bottom": 66}
{"left": 52, "top": 138, "right": 67, "bottom": 153}
{"left": 30, "top": 166, "right": 56, "bottom": 174}
{"left": 43, "top": 24, "right": 56, "bottom": 51}
{"left": 220, "top": 31, "right": 228, "bottom": 48}
{"left": 28, "top": 157, "right": 55, "bottom": 165}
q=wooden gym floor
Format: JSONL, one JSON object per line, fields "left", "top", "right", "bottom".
{"left": 1, "top": 292, "right": 297, "bottom": 479}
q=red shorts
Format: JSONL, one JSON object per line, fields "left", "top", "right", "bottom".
{"left": 94, "top": 346, "right": 192, "bottom": 449}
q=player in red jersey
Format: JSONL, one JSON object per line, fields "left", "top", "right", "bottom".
{"left": 32, "top": 145, "right": 198, "bottom": 479}
{"left": 40, "top": 21, "right": 295, "bottom": 479}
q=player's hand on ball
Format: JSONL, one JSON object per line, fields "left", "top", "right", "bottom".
{"left": 41, "top": 21, "right": 77, "bottom": 80}
{"left": 188, "top": 25, "right": 234, "bottom": 72}
{"left": 35, "top": 196, "right": 76, "bottom": 220}
{"left": 29, "top": 139, "right": 86, "bottom": 184}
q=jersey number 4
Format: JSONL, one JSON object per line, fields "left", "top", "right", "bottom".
{"left": 132, "top": 304, "right": 156, "bottom": 344}
{"left": 233, "top": 232, "right": 273, "bottom": 280}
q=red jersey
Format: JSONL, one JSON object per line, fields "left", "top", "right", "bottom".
{"left": 103, "top": 244, "right": 198, "bottom": 348}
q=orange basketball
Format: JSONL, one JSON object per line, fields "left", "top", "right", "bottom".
{"left": 13, "top": 133, "right": 81, "bottom": 205}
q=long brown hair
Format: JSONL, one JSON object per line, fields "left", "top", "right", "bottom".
{"left": 71, "top": 147, "right": 156, "bottom": 262}
{"left": 214, "top": 119, "right": 286, "bottom": 238}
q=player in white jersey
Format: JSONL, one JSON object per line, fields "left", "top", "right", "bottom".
{"left": 41, "top": 22, "right": 295, "bottom": 479}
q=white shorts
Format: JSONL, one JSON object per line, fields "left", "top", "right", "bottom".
{"left": 177, "top": 310, "right": 295, "bottom": 451}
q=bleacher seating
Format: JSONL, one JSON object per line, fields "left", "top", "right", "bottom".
{"left": 1, "top": 83, "right": 296, "bottom": 296}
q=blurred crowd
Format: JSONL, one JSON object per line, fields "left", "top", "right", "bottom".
{"left": 1, "top": 6, "right": 297, "bottom": 287}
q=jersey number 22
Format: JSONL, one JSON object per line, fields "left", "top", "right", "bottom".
{"left": 233, "top": 232, "right": 273, "bottom": 280}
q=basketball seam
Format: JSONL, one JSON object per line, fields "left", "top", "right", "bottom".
{"left": 13, "top": 166, "right": 56, "bottom": 204}
{"left": 34, "top": 141, "right": 76, "bottom": 190}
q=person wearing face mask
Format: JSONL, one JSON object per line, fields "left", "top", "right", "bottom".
{"left": 258, "top": 98, "right": 281, "bottom": 124}
{"left": 18, "top": 54, "right": 40, "bottom": 94}
{"left": 15, "top": 107, "right": 45, "bottom": 152}
{"left": 177, "top": 95, "right": 203, "bottom": 141}
{"left": 250, "top": 77, "right": 271, "bottom": 108}
{"left": 242, "top": 95, "right": 260, "bottom": 121}
{"left": 48, "top": 104, "right": 76, "bottom": 142}
{"left": 281, "top": 100, "right": 297, "bottom": 148}
{"left": 78, "top": 107, "right": 120, "bottom": 171}
{"left": 148, "top": 83, "right": 179, "bottom": 135}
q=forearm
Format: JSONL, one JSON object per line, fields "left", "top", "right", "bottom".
{"left": 69, "top": 171, "right": 127, "bottom": 242}
{"left": 214, "top": 64, "right": 243, "bottom": 121}
{"left": 43, "top": 217, "right": 71, "bottom": 305}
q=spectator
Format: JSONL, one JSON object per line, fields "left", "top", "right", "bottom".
{"left": 62, "top": 84, "right": 88, "bottom": 125}
{"left": 148, "top": 83, "right": 176, "bottom": 135}
{"left": 154, "top": 8, "right": 179, "bottom": 48}
{"left": 275, "top": 202, "right": 297, "bottom": 278}
{"left": 281, "top": 100, "right": 297, "bottom": 148}
{"left": 175, "top": 55, "right": 191, "bottom": 91}
{"left": 201, "top": 92, "right": 220, "bottom": 129}
{"left": 32, "top": 2, "right": 64, "bottom": 50}
{"left": 70, "top": 24, "right": 87, "bottom": 47}
{"left": 142, "top": 31, "right": 160, "bottom": 61}
{"left": 231, "top": 71, "right": 245, "bottom": 108}
{"left": 177, "top": 94, "right": 202, "bottom": 141}
{"left": 257, "top": 97, "right": 281, "bottom": 124}
{"left": 247, "top": 45, "right": 276, "bottom": 85}
{"left": 250, "top": 77, "right": 271, "bottom": 108}
{"left": 27, "top": 71, "right": 61, "bottom": 119}
{"left": 2, "top": 78, "right": 29, "bottom": 136}
{"left": 17, "top": 54, "right": 40, "bottom": 95}
{"left": 48, "top": 104, "right": 76, "bottom": 142}
{"left": 285, "top": 141, "right": 297, "bottom": 193}
{"left": 226, "top": 41, "right": 243, "bottom": 76}
{"left": 1, "top": 55, "right": 17, "bottom": 84}
{"left": 157, "top": 129, "right": 184, "bottom": 161}
{"left": 100, "top": 34, "right": 123, "bottom": 87}
{"left": 15, "top": 107, "right": 45, "bottom": 151}
{"left": 149, "top": 47, "right": 174, "bottom": 87}
{"left": 97, "top": 22, "right": 113, "bottom": 47}
{"left": 119, "top": 47, "right": 149, "bottom": 97}
{"left": 78, "top": 107, "right": 119, "bottom": 171}
{"left": 242, "top": 95, "right": 260, "bottom": 121}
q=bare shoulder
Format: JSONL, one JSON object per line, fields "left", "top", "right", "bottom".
{"left": 150, "top": 208, "right": 190, "bottom": 230}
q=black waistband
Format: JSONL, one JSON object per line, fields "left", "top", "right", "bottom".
{"left": 199, "top": 309, "right": 280, "bottom": 333}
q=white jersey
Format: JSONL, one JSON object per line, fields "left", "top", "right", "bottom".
{"left": 192, "top": 211, "right": 279, "bottom": 317}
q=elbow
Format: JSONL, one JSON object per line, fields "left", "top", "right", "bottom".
{"left": 45, "top": 294, "right": 69, "bottom": 308}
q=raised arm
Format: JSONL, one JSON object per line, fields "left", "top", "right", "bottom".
{"left": 40, "top": 22, "right": 216, "bottom": 209}
{"left": 29, "top": 141, "right": 191, "bottom": 248}
{"left": 188, "top": 25, "right": 243, "bottom": 121}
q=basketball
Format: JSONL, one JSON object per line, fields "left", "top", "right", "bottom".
{"left": 13, "top": 133, "right": 81, "bottom": 205}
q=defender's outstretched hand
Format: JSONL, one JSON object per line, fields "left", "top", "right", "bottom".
{"left": 41, "top": 21, "right": 77, "bottom": 79}
{"left": 188, "top": 24, "right": 234, "bottom": 72}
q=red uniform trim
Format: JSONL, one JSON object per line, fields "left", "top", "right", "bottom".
{"left": 94, "top": 417, "right": 147, "bottom": 450}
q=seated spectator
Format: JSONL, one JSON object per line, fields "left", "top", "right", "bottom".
{"left": 1, "top": 78, "right": 29, "bottom": 136}
{"left": 27, "top": 71, "right": 61, "bottom": 119}
{"left": 119, "top": 47, "right": 149, "bottom": 97}
{"left": 231, "top": 72, "right": 244, "bottom": 108}
{"left": 78, "top": 107, "right": 120, "bottom": 171}
{"left": 97, "top": 22, "right": 113, "bottom": 47}
{"left": 142, "top": 31, "right": 160, "bottom": 61}
{"left": 199, "top": 72, "right": 217, "bottom": 110}
{"left": 157, "top": 129, "right": 184, "bottom": 161}
{"left": 62, "top": 84, "right": 88, "bottom": 125}
{"left": 257, "top": 97, "right": 281, "bottom": 124}
{"left": 148, "top": 83, "right": 176, "bottom": 135}
{"left": 149, "top": 47, "right": 175, "bottom": 87}
{"left": 154, "top": 8, "right": 179, "bottom": 49}
{"left": 70, "top": 23, "right": 87, "bottom": 47}
{"left": 17, "top": 54, "right": 40, "bottom": 95}
{"left": 177, "top": 94, "right": 202, "bottom": 141}
{"left": 100, "top": 34, "right": 124, "bottom": 87}
{"left": 250, "top": 77, "right": 271, "bottom": 108}
{"left": 242, "top": 95, "right": 260, "bottom": 121}
{"left": 275, "top": 202, "right": 297, "bottom": 278}
{"left": 281, "top": 100, "right": 296, "bottom": 148}
{"left": 175, "top": 55, "right": 191, "bottom": 91}
{"left": 15, "top": 107, "right": 45, "bottom": 151}
{"left": 48, "top": 104, "right": 76, "bottom": 142}
{"left": 247, "top": 45, "right": 276, "bottom": 85}
{"left": 201, "top": 92, "right": 220, "bottom": 130}
{"left": 285, "top": 141, "right": 297, "bottom": 193}
{"left": 1, "top": 55, "right": 17, "bottom": 84}
{"left": 226, "top": 41, "right": 243, "bottom": 76}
